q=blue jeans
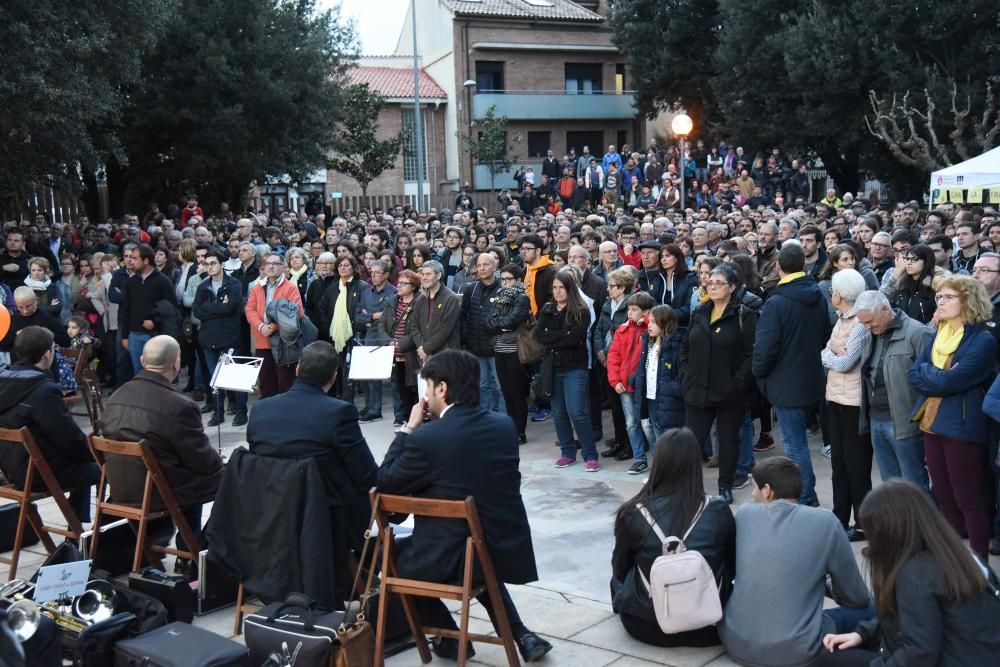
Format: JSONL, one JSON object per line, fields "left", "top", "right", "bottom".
{"left": 478, "top": 356, "right": 506, "bottom": 413}
{"left": 127, "top": 332, "right": 152, "bottom": 374}
{"left": 737, "top": 410, "right": 755, "bottom": 476}
{"left": 775, "top": 406, "right": 816, "bottom": 504}
{"left": 869, "top": 417, "right": 930, "bottom": 494}
{"left": 203, "top": 348, "right": 248, "bottom": 416}
{"left": 114, "top": 329, "right": 133, "bottom": 389}
{"left": 639, "top": 419, "right": 664, "bottom": 454}
{"left": 552, "top": 369, "right": 597, "bottom": 461}
{"left": 823, "top": 603, "right": 876, "bottom": 634}
{"left": 620, "top": 394, "right": 647, "bottom": 462}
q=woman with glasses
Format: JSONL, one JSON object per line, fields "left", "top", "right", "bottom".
{"left": 908, "top": 274, "right": 997, "bottom": 558}
{"left": 682, "top": 264, "right": 757, "bottom": 503}
{"left": 593, "top": 267, "right": 638, "bottom": 460}
{"left": 378, "top": 269, "right": 421, "bottom": 418}
{"left": 486, "top": 264, "right": 533, "bottom": 443}
{"left": 536, "top": 269, "right": 600, "bottom": 471}
{"left": 880, "top": 244, "right": 937, "bottom": 324}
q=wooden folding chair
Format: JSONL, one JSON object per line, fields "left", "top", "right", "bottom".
{"left": 0, "top": 426, "right": 85, "bottom": 579}
{"left": 370, "top": 490, "right": 521, "bottom": 667}
{"left": 87, "top": 434, "right": 203, "bottom": 572}
{"left": 61, "top": 347, "right": 99, "bottom": 431}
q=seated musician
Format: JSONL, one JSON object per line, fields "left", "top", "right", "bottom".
{"left": 99, "top": 335, "right": 223, "bottom": 576}
{"left": 247, "top": 340, "right": 378, "bottom": 602}
{"left": 0, "top": 326, "right": 99, "bottom": 523}
{"left": 376, "top": 349, "right": 553, "bottom": 663}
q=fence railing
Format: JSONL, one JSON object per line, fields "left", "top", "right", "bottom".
{"left": 329, "top": 193, "right": 459, "bottom": 215}
{"left": 2, "top": 184, "right": 87, "bottom": 223}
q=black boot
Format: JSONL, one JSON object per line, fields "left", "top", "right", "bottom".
{"left": 600, "top": 438, "right": 621, "bottom": 457}
{"left": 719, "top": 485, "right": 734, "bottom": 504}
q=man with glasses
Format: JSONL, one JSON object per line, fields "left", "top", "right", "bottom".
{"left": 868, "top": 231, "right": 893, "bottom": 282}
{"left": 193, "top": 249, "right": 247, "bottom": 426}
{"left": 617, "top": 224, "right": 641, "bottom": 269}
{"left": 519, "top": 234, "right": 555, "bottom": 422}
{"left": 356, "top": 259, "right": 398, "bottom": 423}
{"left": 245, "top": 253, "right": 302, "bottom": 398}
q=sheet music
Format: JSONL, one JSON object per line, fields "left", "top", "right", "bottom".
{"left": 348, "top": 345, "right": 395, "bottom": 380}
{"left": 211, "top": 354, "right": 262, "bottom": 392}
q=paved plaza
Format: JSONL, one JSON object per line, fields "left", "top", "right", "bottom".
{"left": 8, "top": 397, "right": 1000, "bottom": 666}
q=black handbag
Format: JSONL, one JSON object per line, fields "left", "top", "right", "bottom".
{"left": 531, "top": 355, "right": 555, "bottom": 400}
{"left": 243, "top": 593, "right": 347, "bottom": 667}
{"left": 128, "top": 568, "right": 197, "bottom": 623}
{"left": 113, "top": 621, "right": 249, "bottom": 667}
{"left": 0, "top": 502, "right": 41, "bottom": 551}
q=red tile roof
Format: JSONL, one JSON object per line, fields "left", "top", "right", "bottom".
{"left": 347, "top": 66, "right": 448, "bottom": 99}
{"left": 441, "top": 0, "right": 604, "bottom": 22}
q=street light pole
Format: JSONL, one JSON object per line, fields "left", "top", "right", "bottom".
{"left": 671, "top": 113, "right": 693, "bottom": 217}
{"left": 463, "top": 79, "right": 477, "bottom": 188}
{"left": 411, "top": 0, "right": 425, "bottom": 211}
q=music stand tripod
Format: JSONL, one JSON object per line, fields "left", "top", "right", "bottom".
{"left": 207, "top": 349, "right": 263, "bottom": 457}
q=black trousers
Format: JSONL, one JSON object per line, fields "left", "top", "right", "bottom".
{"left": 603, "top": 365, "right": 628, "bottom": 445}
{"left": 393, "top": 361, "right": 419, "bottom": 417}
{"left": 619, "top": 611, "right": 720, "bottom": 648}
{"left": 685, "top": 403, "right": 744, "bottom": 489}
{"left": 826, "top": 401, "right": 873, "bottom": 528}
{"left": 495, "top": 352, "right": 529, "bottom": 436}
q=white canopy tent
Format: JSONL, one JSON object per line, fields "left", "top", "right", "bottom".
{"left": 930, "top": 146, "right": 1000, "bottom": 206}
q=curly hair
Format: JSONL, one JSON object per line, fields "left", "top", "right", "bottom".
{"left": 932, "top": 273, "right": 992, "bottom": 324}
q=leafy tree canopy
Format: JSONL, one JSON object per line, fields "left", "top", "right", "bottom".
{"left": 610, "top": 0, "right": 1000, "bottom": 197}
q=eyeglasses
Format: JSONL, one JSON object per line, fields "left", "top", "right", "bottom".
{"left": 204, "top": 261, "right": 220, "bottom": 267}
{"left": 706, "top": 280, "right": 730, "bottom": 288}
{"left": 520, "top": 246, "right": 537, "bottom": 253}
{"left": 902, "top": 256, "right": 921, "bottom": 263}
{"left": 608, "top": 283, "right": 622, "bottom": 289}
{"left": 500, "top": 276, "right": 515, "bottom": 282}
{"left": 972, "top": 266, "right": 1000, "bottom": 274}
{"left": 870, "top": 242, "right": 890, "bottom": 249}
{"left": 397, "top": 281, "right": 413, "bottom": 287}
{"left": 934, "top": 293, "right": 960, "bottom": 304}
{"left": 891, "top": 247, "right": 911, "bottom": 255}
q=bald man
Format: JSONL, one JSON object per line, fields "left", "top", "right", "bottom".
{"left": 99, "top": 335, "right": 223, "bottom": 576}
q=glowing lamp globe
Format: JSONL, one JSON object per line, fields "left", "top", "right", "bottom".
{"left": 671, "top": 113, "right": 693, "bottom": 137}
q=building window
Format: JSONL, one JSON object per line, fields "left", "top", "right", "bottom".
{"left": 475, "top": 61, "right": 505, "bottom": 93}
{"left": 617, "top": 130, "right": 629, "bottom": 152}
{"left": 615, "top": 64, "right": 626, "bottom": 93}
{"left": 401, "top": 108, "right": 427, "bottom": 182}
{"left": 527, "top": 132, "right": 550, "bottom": 158}
{"left": 565, "top": 63, "right": 603, "bottom": 95}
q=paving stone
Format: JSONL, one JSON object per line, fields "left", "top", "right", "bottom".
{"left": 568, "top": 615, "right": 725, "bottom": 666}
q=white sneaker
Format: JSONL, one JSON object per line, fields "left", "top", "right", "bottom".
{"left": 821, "top": 444, "right": 832, "bottom": 458}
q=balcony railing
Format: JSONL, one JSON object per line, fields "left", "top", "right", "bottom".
{"left": 472, "top": 90, "right": 637, "bottom": 120}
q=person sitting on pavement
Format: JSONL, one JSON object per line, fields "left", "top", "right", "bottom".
{"left": 99, "top": 335, "right": 223, "bottom": 576}
{"left": 0, "top": 326, "right": 99, "bottom": 523}
{"left": 611, "top": 427, "right": 735, "bottom": 647}
{"left": 377, "top": 349, "right": 553, "bottom": 663}
{"left": 719, "top": 457, "right": 871, "bottom": 667}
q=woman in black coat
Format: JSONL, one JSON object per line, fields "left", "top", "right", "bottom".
{"left": 820, "top": 480, "right": 1000, "bottom": 665}
{"left": 681, "top": 263, "right": 756, "bottom": 503}
{"left": 612, "top": 427, "right": 735, "bottom": 648}
{"left": 881, "top": 244, "right": 937, "bottom": 324}
{"left": 660, "top": 243, "right": 698, "bottom": 325}
{"left": 485, "top": 264, "right": 532, "bottom": 443}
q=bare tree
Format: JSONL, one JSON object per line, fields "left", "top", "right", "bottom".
{"left": 866, "top": 78, "right": 1000, "bottom": 171}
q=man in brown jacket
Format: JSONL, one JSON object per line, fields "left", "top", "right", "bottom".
{"left": 405, "top": 261, "right": 461, "bottom": 366}
{"left": 100, "top": 335, "right": 223, "bottom": 574}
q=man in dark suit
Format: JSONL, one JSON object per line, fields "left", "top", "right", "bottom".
{"left": 377, "top": 350, "right": 553, "bottom": 663}
{"left": 100, "top": 335, "right": 223, "bottom": 575}
{"left": 247, "top": 341, "right": 378, "bottom": 600}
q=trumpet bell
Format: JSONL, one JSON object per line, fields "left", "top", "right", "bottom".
{"left": 72, "top": 580, "right": 116, "bottom": 624}
{"left": 5, "top": 599, "right": 41, "bottom": 642}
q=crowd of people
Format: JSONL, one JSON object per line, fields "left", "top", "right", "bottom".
{"left": 3, "top": 139, "right": 1000, "bottom": 663}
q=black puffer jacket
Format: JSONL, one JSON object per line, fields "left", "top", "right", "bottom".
{"left": 461, "top": 279, "right": 502, "bottom": 356}
{"left": 485, "top": 290, "right": 530, "bottom": 349}
{"left": 535, "top": 302, "right": 590, "bottom": 371}
{"left": 682, "top": 299, "right": 757, "bottom": 408}
{"left": 612, "top": 494, "right": 735, "bottom": 623}
{"left": 192, "top": 274, "right": 243, "bottom": 350}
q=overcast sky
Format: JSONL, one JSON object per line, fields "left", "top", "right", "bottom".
{"left": 321, "top": 0, "right": 410, "bottom": 55}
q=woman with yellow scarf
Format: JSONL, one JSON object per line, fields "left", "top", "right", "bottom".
{"left": 907, "top": 274, "right": 996, "bottom": 559}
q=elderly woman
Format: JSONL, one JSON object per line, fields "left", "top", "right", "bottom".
{"left": 682, "top": 263, "right": 756, "bottom": 503}
{"left": 820, "top": 269, "right": 873, "bottom": 541}
{"left": 378, "top": 268, "right": 421, "bottom": 417}
{"left": 318, "top": 254, "right": 371, "bottom": 400}
{"left": 908, "top": 274, "right": 997, "bottom": 559}
{"left": 286, "top": 246, "right": 313, "bottom": 302}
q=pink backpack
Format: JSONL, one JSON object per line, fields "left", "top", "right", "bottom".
{"left": 635, "top": 496, "right": 723, "bottom": 634}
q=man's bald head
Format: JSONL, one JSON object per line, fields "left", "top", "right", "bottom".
{"left": 140, "top": 335, "right": 181, "bottom": 377}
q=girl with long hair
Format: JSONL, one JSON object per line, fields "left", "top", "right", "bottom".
{"left": 535, "top": 269, "right": 599, "bottom": 470}
{"left": 632, "top": 304, "right": 685, "bottom": 445}
{"left": 881, "top": 244, "right": 937, "bottom": 324}
{"left": 820, "top": 480, "right": 1000, "bottom": 664}
{"left": 612, "top": 427, "right": 735, "bottom": 647}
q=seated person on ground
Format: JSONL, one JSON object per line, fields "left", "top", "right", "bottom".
{"left": 611, "top": 427, "right": 735, "bottom": 647}
{"left": 99, "top": 335, "right": 223, "bottom": 574}
{"left": 0, "top": 325, "right": 99, "bottom": 522}
{"left": 376, "top": 349, "right": 553, "bottom": 663}
{"left": 719, "top": 456, "right": 871, "bottom": 667}
{"left": 247, "top": 340, "right": 378, "bottom": 602}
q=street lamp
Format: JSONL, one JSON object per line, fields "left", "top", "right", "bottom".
{"left": 464, "top": 79, "right": 477, "bottom": 188}
{"left": 671, "top": 113, "right": 693, "bottom": 215}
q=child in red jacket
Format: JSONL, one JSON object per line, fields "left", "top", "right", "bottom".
{"left": 606, "top": 291, "right": 654, "bottom": 474}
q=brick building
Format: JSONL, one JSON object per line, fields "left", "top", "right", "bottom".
{"left": 393, "top": 0, "right": 640, "bottom": 194}
{"left": 324, "top": 57, "right": 450, "bottom": 210}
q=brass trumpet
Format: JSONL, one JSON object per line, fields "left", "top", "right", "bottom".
{"left": 0, "top": 578, "right": 116, "bottom": 640}
{"left": 1, "top": 580, "right": 40, "bottom": 642}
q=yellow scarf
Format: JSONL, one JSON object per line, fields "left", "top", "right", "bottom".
{"left": 930, "top": 321, "right": 964, "bottom": 368}
{"left": 330, "top": 280, "right": 354, "bottom": 353}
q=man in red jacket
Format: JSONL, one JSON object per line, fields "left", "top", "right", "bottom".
{"left": 606, "top": 291, "right": 654, "bottom": 474}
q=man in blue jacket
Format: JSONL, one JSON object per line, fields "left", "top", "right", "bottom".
{"left": 752, "top": 244, "right": 832, "bottom": 505}
{"left": 192, "top": 250, "right": 245, "bottom": 426}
